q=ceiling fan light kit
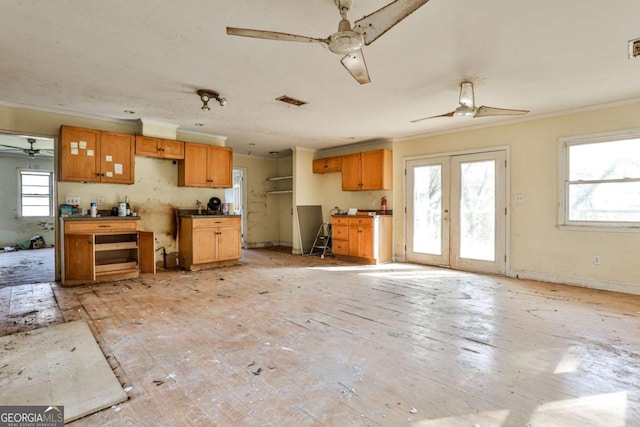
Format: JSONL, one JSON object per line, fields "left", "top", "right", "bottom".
{"left": 226, "top": 0, "right": 430, "bottom": 84}
{"left": 197, "top": 89, "right": 227, "bottom": 111}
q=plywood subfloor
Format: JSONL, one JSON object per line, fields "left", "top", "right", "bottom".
{"left": 0, "top": 320, "right": 127, "bottom": 423}
{"left": 1, "top": 248, "right": 639, "bottom": 426}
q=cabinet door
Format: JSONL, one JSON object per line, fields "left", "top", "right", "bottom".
{"left": 179, "top": 143, "right": 210, "bottom": 187}
{"left": 313, "top": 156, "right": 341, "bottom": 174}
{"left": 135, "top": 136, "right": 162, "bottom": 157}
{"left": 138, "top": 231, "right": 156, "bottom": 274}
{"left": 358, "top": 225, "right": 374, "bottom": 259}
{"left": 162, "top": 139, "right": 184, "bottom": 160}
{"left": 348, "top": 224, "right": 361, "bottom": 257}
{"left": 208, "top": 146, "right": 233, "bottom": 188}
{"left": 65, "top": 234, "right": 95, "bottom": 281}
{"left": 341, "top": 153, "right": 362, "bottom": 191}
{"left": 216, "top": 225, "right": 242, "bottom": 261}
{"left": 191, "top": 226, "right": 218, "bottom": 263}
{"left": 60, "top": 126, "right": 100, "bottom": 182}
{"left": 101, "top": 132, "right": 135, "bottom": 184}
{"left": 361, "top": 149, "right": 392, "bottom": 190}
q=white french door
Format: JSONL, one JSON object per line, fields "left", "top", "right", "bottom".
{"left": 406, "top": 150, "right": 507, "bottom": 275}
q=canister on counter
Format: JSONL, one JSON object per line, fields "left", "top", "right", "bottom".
{"left": 118, "top": 201, "right": 127, "bottom": 217}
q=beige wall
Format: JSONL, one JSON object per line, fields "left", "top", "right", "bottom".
{"left": 392, "top": 102, "right": 640, "bottom": 294}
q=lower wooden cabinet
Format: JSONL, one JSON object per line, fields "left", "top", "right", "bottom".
{"left": 61, "top": 218, "right": 155, "bottom": 286}
{"left": 331, "top": 215, "right": 392, "bottom": 264}
{"left": 179, "top": 216, "right": 242, "bottom": 270}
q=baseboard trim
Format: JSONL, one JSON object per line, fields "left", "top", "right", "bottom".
{"left": 508, "top": 270, "right": 640, "bottom": 295}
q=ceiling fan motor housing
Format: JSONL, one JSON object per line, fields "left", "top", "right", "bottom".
{"left": 329, "top": 19, "right": 364, "bottom": 54}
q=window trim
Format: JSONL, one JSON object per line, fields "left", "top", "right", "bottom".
{"left": 18, "top": 168, "right": 54, "bottom": 219}
{"left": 558, "top": 128, "right": 640, "bottom": 232}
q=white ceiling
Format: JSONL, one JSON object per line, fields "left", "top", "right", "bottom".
{"left": 1, "top": 0, "right": 640, "bottom": 157}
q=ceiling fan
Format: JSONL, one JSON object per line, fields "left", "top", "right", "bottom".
{"left": 0, "top": 138, "right": 45, "bottom": 158}
{"left": 226, "top": 0, "right": 430, "bottom": 84}
{"left": 411, "top": 81, "right": 530, "bottom": 122}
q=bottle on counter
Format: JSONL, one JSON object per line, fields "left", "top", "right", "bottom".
{"left": 90, "top": 202, "right": 97, "bottom": 218}
{"left": 125, "top": 196, "right": 131, "bottom": 216}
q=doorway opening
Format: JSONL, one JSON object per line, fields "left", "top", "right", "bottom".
{"left": 227, "top": 167, "right": 247, "bottom": 248}
{"left": 406, "top": 149, "right": 507, "bottom": 275}
{"left": 0, "top": 133, "right": 56, "bottom": 287}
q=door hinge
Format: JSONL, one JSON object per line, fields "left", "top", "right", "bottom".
{"left": 505, "top": 207, "right": 507, "bottom": 215}
{"left": 505, "top": 254, "right": 507, "bottom": 262}
{"left": 505, "top": 160, "right": 507, "bottom": 168}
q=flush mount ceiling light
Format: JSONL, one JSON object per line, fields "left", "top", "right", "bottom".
{"left": 197, "top": 89, "right": 228, "bottom": 111}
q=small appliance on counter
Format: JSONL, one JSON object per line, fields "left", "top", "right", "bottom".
{"left": 207, "top": 197, "right": 222, "bottom": 214}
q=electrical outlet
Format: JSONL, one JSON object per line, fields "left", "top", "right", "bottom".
{"left": 593, "top": 256, "right": 602, "bottom": 265}
{"left": 515, "top": 194, "right": 525, "bottom": 203}
{"left": 65, "top": 196, "right": 80, "bottom": 205}
{"left": 97, "top": 197, "right": 104, "bottom": 206}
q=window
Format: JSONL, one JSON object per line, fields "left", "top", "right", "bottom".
{"left": 19, "top": 169, "right": 54, "bottom": 217}
{"left": 559, "top": 130, "right": 640, "bottom": 230}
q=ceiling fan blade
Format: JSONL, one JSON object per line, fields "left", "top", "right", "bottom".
{"left": 474, "top": 106, "right": 529, "bottom": 118}
{"left": 341, "top": 49, "right": 371, "bottom": 84}
{"left": 410, "top": 111, "right": 455, "bottom": 123}
{"left": 226, "top": 27, "right": 328, "bottom": 45}
{"left": 353, "top": 0, "right": 430, "bottom": 45}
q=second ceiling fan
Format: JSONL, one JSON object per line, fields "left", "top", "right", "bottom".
{"left": 411, "top": 81, "right": 530, "bottom": 122}
{"left": 226, "top": 0, "right": 430, "bottom": 84}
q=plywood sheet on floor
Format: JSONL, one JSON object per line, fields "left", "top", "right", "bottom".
{"left": 0, "top": 320, "right": 127, "bottom": 423}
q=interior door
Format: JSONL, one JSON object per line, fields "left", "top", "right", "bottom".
{"left": 406, "top": 150, "right": 507, "bottom": 275}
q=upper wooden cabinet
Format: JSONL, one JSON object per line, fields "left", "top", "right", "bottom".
{"left": 313, "top": 156, "right": 342, "bottom": 174}
{"left": 135, "top": 135, "right": 184, "bottom": 159}
{"left": 178, "top": 142, "right": 232, "bottom": 188}
{"left": 341, "top": 149, "right": 392, "bottom": 191}
{"left": 60, "top": 125, "right": 135, "bottom": 184}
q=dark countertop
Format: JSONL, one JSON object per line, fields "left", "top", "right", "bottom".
{"left": 333, "top": 210, "right": 393, "bottom": 217}
{"left": 61, "top": 215, "right": 141, "bottom": 221}
{"left": 177, "top": 208, "right": 240, "bottom": 218}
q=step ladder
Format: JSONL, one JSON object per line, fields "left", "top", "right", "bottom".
{"left": 308, "top": 223, "right": 332, "bottom": 258}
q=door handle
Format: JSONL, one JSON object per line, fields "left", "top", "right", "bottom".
{"left": 443, "top": 209, "right": 450, "bottom": 221}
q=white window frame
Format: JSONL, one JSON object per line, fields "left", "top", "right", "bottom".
{"left": 18, "top": 168, "right": 54, "bottom": 218}
{"left": 558, "top": 128, "right": 640, "bottom": 232}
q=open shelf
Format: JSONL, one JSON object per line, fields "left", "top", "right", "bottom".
{"left": 266, "top": 175, "right": 293, "bottom": 194}
{"left": 95, "top": 241, "right": 137, "bottom": 251}
{"left": 266, "top": 175, "right": 293, "bottom": 181}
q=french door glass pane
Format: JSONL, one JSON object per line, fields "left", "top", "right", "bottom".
{"left": 413, "top": 165, "right": 442, "bottom": 255}
{"left": 460, "top": 160, "right": 495, "bottom": 261}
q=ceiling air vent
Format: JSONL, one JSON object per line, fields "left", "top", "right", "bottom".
{"left": 276, "top": 95, "right": 308, "bottom": 107}
{"left": 629, "top": 38, "right": 640, "bottom": 59}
